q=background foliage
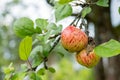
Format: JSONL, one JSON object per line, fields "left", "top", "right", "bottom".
{"left": 0, "top": 0, "right": 120, "bottom": 80}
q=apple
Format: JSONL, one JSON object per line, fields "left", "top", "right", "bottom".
{"left": 76, "top": 49, "right": 100, "bottom": 68}
{"left": 61, "top": 26, "right": 88, "bottom": 52}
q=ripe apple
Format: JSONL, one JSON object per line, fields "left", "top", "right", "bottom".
{"left": 61, "top": 26, "right": 88, "bottom": 52}
{"left": 76, "top": 49, "right": 100, "bottom": 68}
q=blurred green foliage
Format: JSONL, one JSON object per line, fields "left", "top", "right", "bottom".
{"left": 41, "top": 58, "right": 95, "bottom": 80}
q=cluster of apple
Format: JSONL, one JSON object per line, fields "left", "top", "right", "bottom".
{"left": 60, "top": 25, "right": 100, "bottom": 68}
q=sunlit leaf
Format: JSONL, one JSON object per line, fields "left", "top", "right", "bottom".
{"left": 96, "top": 0, "right": 109, "bottom": 7}
{"left": 94, "top": 39, "right": 120, "bottom": 57}
{"left": 19, "top": 36, "right": 32, "bottom": 60}
{"left": 13, "top": 17, "right": 35, "bottom": 38}
{"left": 81, "top": 7, "right": 92, "bottom": 18}
{"left": 58, "top": 0, "right": 73, "bottom": 4}
{"left": 11, "top": 72, "right": 26, "bottom": 80}
{"left": 55, "top": 4, "right": 72, "bottom": 22}
{"left": 3, "top": 63, "right": 14, "bottom": 74}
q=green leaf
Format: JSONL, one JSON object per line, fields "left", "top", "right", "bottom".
{"left": 48, "top": 67, "right": 56, "bottom": 73}
{"left": 59, "top": 0, "right": 73, "bottom": 4}
{"left": 30, "top": 46, "right": 43, "bottom": 67}
{"left": 55, "top": 4, "right": 72, "bottom": 22}
{"left": 3, "top": 63, "right": 14, "bottom": 74}
{"left": 21, "top": 64, "right": 28, "bottom": 72}
{"left": 37, "top": 35, "right": 45, "bottom": 44}
{"left": 19, "top": 36, "right": 32, "bottom": 60}
{"left": 37, "top": 68, "right": 46, "bottom": 75}
{"left": 53, "top": 43, "right": 69, "bottom": 56}
{"left": 11, "top": 72, "right": 26, "bottom": 80}
{"left": 29, "top": 71, "right": 36, "bottom": 79}
{"left": 57, "top": 52, "right": 64, "bottom": 57}
{"left": 35, "top": 18, "right": 48, "bottom": 31}
{"left": 47, "top": 24, "right": 62, "bottom": 36}
{"left": 53, "top": 25, "right": 62, "bottom": 34}
{"left": 81, "top": 7, "right": 92, "bottom": 18}
{"left": 94, "top": 39, "right": 120, "bottom": 57}
{"left": 47, "top": 23, "right": 57, "bottom": 30}
{"left": 29, "top": 71, "right": 42, "bottom": 80}
{"left": 34, "top": 26, "right": 42, "bottom": 34}
{"left": 13, "top": 17, "right": 35, "bottom": 38}
{"left": 43, "top": 44, "right": 51, "bottom": 57}
{"left": 96, "top": 0, "right": 109, "bottom": 7}
{"left": 118, "top": 7, "right": 120, "bottom": 14}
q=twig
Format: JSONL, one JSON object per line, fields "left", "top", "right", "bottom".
{"left": 70, "top": 12, "right": 82, "bottom": 26}
{"left": 43, "top": 36, "right": 61, "bottom": 69}
{"left": 43, "top": 57, "right": 48, "bottom": 69}
{"left": 49, "top": 36, "right": 61, "bottom": 53}
{"left": 27, "top": 59, "right": 33, "bottom": 70}
{"left": 49, "top": 33, "right": 61, "bottom": 39}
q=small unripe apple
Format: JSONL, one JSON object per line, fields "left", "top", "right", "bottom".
{"left": 76, "top": 49, "right": 100, "bottom": 68}
{"left": 61, "top": 26, "right": 88, "bottom": 52}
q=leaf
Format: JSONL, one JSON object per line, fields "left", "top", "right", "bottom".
{"left": 81, "top": 7, "right": 92, "bottom": 18}
{"left": 53, "top": 25, "right": 62, "bottom": 34}
{"left": 94, "top": 39, "right": 120, "bottom": 57}
{"left": 48, "top": 67, "right": 56, "bottom": 73}
{"left": 3, "top": 63, "right": 14, "bottom": 74}
{"left": 13, "top": 17, "right": 35, "bottom": 38}
{"left": 43, "top": 44, "right": 51, "bottom": 57}
{"left": 19, "top": 36, "right": 32, "bottom": 60}
{"left": 30, "top": 46, "right": 43, "bottom": 67}
{"left": 55, "top": 4, "right": 72, "bottom": 22}
{"left": 118, "top": 7, "right": 120, "bottom": 14}
{"left": 35, "top": 18, "right": 48, "bottom": 31}
{"left": 11, "top": 72, "right": 26, "bottom": 80}
{"left": 59, "top": 0, "right": 73, "bottom": 4}
{"left": 34, "top": 26, "right": 42, "bottom": 34}
{"left": 57, "top": 52, "right": 64, "bottom": 57}
{"left": 47, "top": 24, "right": 62, "bottom": 36}
{"left": 21, "top": 64, "right": 28, "bottom": 72}
{"left": 96, "top": 0, "right": 109, "bottom": 7}
{"left": 37, "top": 68, "right": 46, "bottom": 75}
{"left": 53, "top": 43, "right": 69, "bottom": 56}
{"left": 47, "top": 23, "right": 57, "bottom": 30}
{"left": 29, "top": 71, "right": 42, "bottom": 80}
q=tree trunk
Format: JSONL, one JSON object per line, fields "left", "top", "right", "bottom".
{"left": 87, "top": 0, "right": 120, "bottom": 80}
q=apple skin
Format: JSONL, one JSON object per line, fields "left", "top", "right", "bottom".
{"left": 76, "top": 49, "right": 100, "bottom": 68}
{"left": 61, "top": 26, "right": 88, "bottom": 52}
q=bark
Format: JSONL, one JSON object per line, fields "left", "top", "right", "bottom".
{"left": 86, "top": 0, "right": 120, "bottom": 80}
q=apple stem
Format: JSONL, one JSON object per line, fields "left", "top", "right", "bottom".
{"left": 69, "top": 12, "right": 82, "bottom": 26}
